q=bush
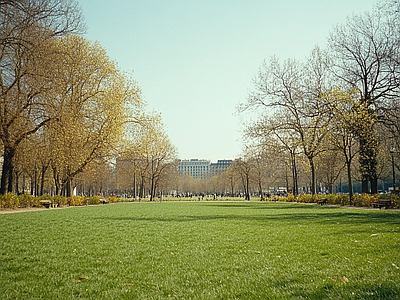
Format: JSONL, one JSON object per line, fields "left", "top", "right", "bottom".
{"left": 38, "top": 194, "right": 52, "bottom": 201}
{"left": 118, "top": 197, "right": 133, "bottom": 203}
{"left": 87, "top": 196, "right": 100, "bottom": 205}
{"left": 292, "top": 193, "right": 395, "bottom": 207}
{"left": 108, "top": 197, "right": 118, "bottom": 203}
{"left": 67, "top": 196, "right": 84, "bottom": 206}
{"left": 296, "top": 194, "right": 319, "bottom": 203}
{"left": 352, "top": 194, "right": 378, "bottom": 207}
{"left": 285, "top": 193, "right": 296, "bottom": 202}
{"left": 390, "top": 194, "right": 400, "bottom": 207}
{"left": 53, "top": 195, "right": 67, "bottom": 206}
{"left": 0, "top": 193, "right": 19, "bottom": 209}
{"left": 18, "top": 193, "right": 38, "bottom": 207}
{"left": 338, "top": 194, "right": 350, "bottom": 206}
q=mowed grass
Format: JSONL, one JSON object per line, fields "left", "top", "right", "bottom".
{"left": 1, "top": 202, "right": 399, "bottom": 299}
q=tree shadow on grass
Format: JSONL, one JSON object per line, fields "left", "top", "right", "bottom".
{"left": 93, "top": 208, "right": 400, "bottom": 227}
{"left": 292, "top": 282, "right": 400, "bottom": 300}
{"left": 91, "top": 200, "right": 400, "bottom": 228}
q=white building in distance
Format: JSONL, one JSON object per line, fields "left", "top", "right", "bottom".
{"left": 177, "top": 159, "right": 233, "bottom": 179}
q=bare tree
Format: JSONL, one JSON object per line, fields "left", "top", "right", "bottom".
{"left": 328, "top": 3, "right": 400, "bottom": 193}
{"left": 241, "top": 48, "right": 332, "bottom": 194}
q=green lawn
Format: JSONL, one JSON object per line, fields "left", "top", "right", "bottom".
{"left": 1, "top": 202, "right": 399, "bottom": 299}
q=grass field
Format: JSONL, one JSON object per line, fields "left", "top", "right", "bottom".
{"left": 1, "top": 201, "right": 399, "bottom": 299}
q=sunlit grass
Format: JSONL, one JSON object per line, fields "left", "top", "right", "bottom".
{"left": 1, "top": 202, "right": 399, "bottom": 299}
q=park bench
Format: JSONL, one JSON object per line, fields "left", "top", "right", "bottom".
{"left": 317, "top": 198, "right": 328, "bottom": 205}
{"left": 373, "top": 199, "right": 391, "bottom": 209}
{"left": 99, "top": 198, "right": 109, "bottom": 204}
{"left": 39, "top": 200, "right": 52, "bottom": 208}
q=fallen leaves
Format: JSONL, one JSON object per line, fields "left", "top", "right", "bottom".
{"left": 328, "top": 276, "right": 350, "bottom": 284}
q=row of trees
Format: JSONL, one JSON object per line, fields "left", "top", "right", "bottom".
{"left": 238, "top": 0, "right": 400, "bottom": 201}
{"left": 2, "top": 0, "right": 399, "bottom": 200}
{"left": 0, "top": 0, "right": 177, "bottom": 198}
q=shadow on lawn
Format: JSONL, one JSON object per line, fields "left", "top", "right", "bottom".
{"left": 93, "top": 205, "right": 400, "bottom": 227}
{"left": 294, "top": 282, "right": 400, "bottom": 300}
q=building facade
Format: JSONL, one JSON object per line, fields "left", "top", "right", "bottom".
{"left": 177, "top": 159, "right": 210, "bottom": 179}
{"left": 210, "top": 160, "right": 233, "bottom": 177}
{"left": 177, "top": 159, "right": 233, "bottom": 179}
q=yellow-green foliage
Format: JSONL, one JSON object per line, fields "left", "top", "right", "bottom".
{"left": 352, "top": 194, "right": 379, "bottom": 207}
{"left": 67, "top": 196, "right": 84, "bottom": 206}
{"left": 0, "top": 193, "right": 19, "bottom": 209}
{"left": 38, "top": 194, "right": 52, "bottom": 201}
{"left": 390, "top": 194, "right": 400, "bottom": 207}
{"left": 87, "top": 196, "right": 100, "bottom": 205}
{"left": 52, "top": 195, "right": 67, "bottom": 206}
{"left": 292, "top": 193, "right": 398, "bottom": 207}
{"left": 296, "top": 194, "right": 320, "bottom": 203}
{"left": 18, "top": 193, "right": 39, "bottom": 207}
{"left": 285, "top": 193, "right": 296, "bottom": 202}
{"left": 337, "top": 195, "right": 350, "bottom": 206}
{"left": 108, "top": 197, "right": 118, "bottom": 203}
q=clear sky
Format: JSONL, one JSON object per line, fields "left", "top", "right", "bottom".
{"left": 80, "top": 0, "right": 377, "bottom": 162}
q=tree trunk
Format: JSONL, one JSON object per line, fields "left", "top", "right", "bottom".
{"left": 52, "top": 166, "right": 60, "bottom": 195}
{"left": 39, "top": 165, "right": 48, "bottom": 196}
{"left": 361, "top": 176, "right": 369, "bottom": 194}
{"left": 245, "top": 176, "right": 250, "bottom": 200}
{"left": 285, "top": 164, "right": 289, "bottom": 193}
{"left": 63, "top": 178, "right": 73, "bottom": 197}
{"left": 30, "top": 175, "right": 34, "bottom": 195}
{"left": 328, "top": 182, "right": 333, "bottom": 194}
{"left": 7, "top": 163, "right": 14, "bottom": 193}
{"left": 310, "top": 158, "right": 316, "bottom": 195}
{"left": 0, "top": 146, "right": 16, "bottom": 194}
{"left": 291, "top": 152, "right": 298, "bottom": 196}
{"left": 370, "top": 176, "right": 378, "bottom": 194}
{"left": 359, "top": 132, "right": 377, "bottom": 194}
{"left": 150, "top": 177, "right": 154, "bottom": 201}
{"left": 15, "top": 170, "right": 19, "bottom": 194}
{"left": 347, "top": 162, "right": 353, "bottom": 205}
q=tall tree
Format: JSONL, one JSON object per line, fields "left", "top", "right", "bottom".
{"left": 47, "top": 35, "right": 141, "bottom": 196}
{"left": 242, "top": 49, "right": 332, "bottom": 194}
{"left": 328, "top": 3, "right": 400, "bottom": 193}
{"left": 232, "top": 158, "right": 253, "bottom": 200}
{"left": 0, "top": 0, "right": 84, "bottom": 194}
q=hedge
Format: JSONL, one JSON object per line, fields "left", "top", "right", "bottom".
{"left": 276, "top": 193, "right": 399, "bottom": 207}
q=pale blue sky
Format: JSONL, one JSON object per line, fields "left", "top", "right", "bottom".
{"left": 80, "top": 0, "right": 377, "bottom": 162}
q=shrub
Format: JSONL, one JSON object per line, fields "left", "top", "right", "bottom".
{"left": 0, "top": 193, "right": 19, "bottom": 209}
{"left": 53, "top": 195, "right": 67, "bottom": 206}
{"left": 38, "top": 194, "right": 53, "bottom": 201}
{"left": 338, "top": 194, "right": 350, "bottom": 206}
{"left": 67, "top": 196, "right": 84, "bottom": 206}
{"left": 285, "top": 193, "right": 296, "bottom": 202}
{"left": 352, "top": 194, "right": 378, "bottom": 207}
{"left": 108, "top": 197, "right": 118, "bottom": 203}
{"left": 326, "top": 194, "right": 338, "bottom": 205}
{"left": 18, "top": 193, "right": 38, "bottom": 207}
{"left": 296, "top": 194, "right": 318, "bottom": 203}
{"left": 391, "top": 194, "right": 400, "bottom": 207}
{"left": 87, "top": 196, "right": 100, "bottom": 205}
{"left": 118, "top": 197, "right": 133, "bottom": 203}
